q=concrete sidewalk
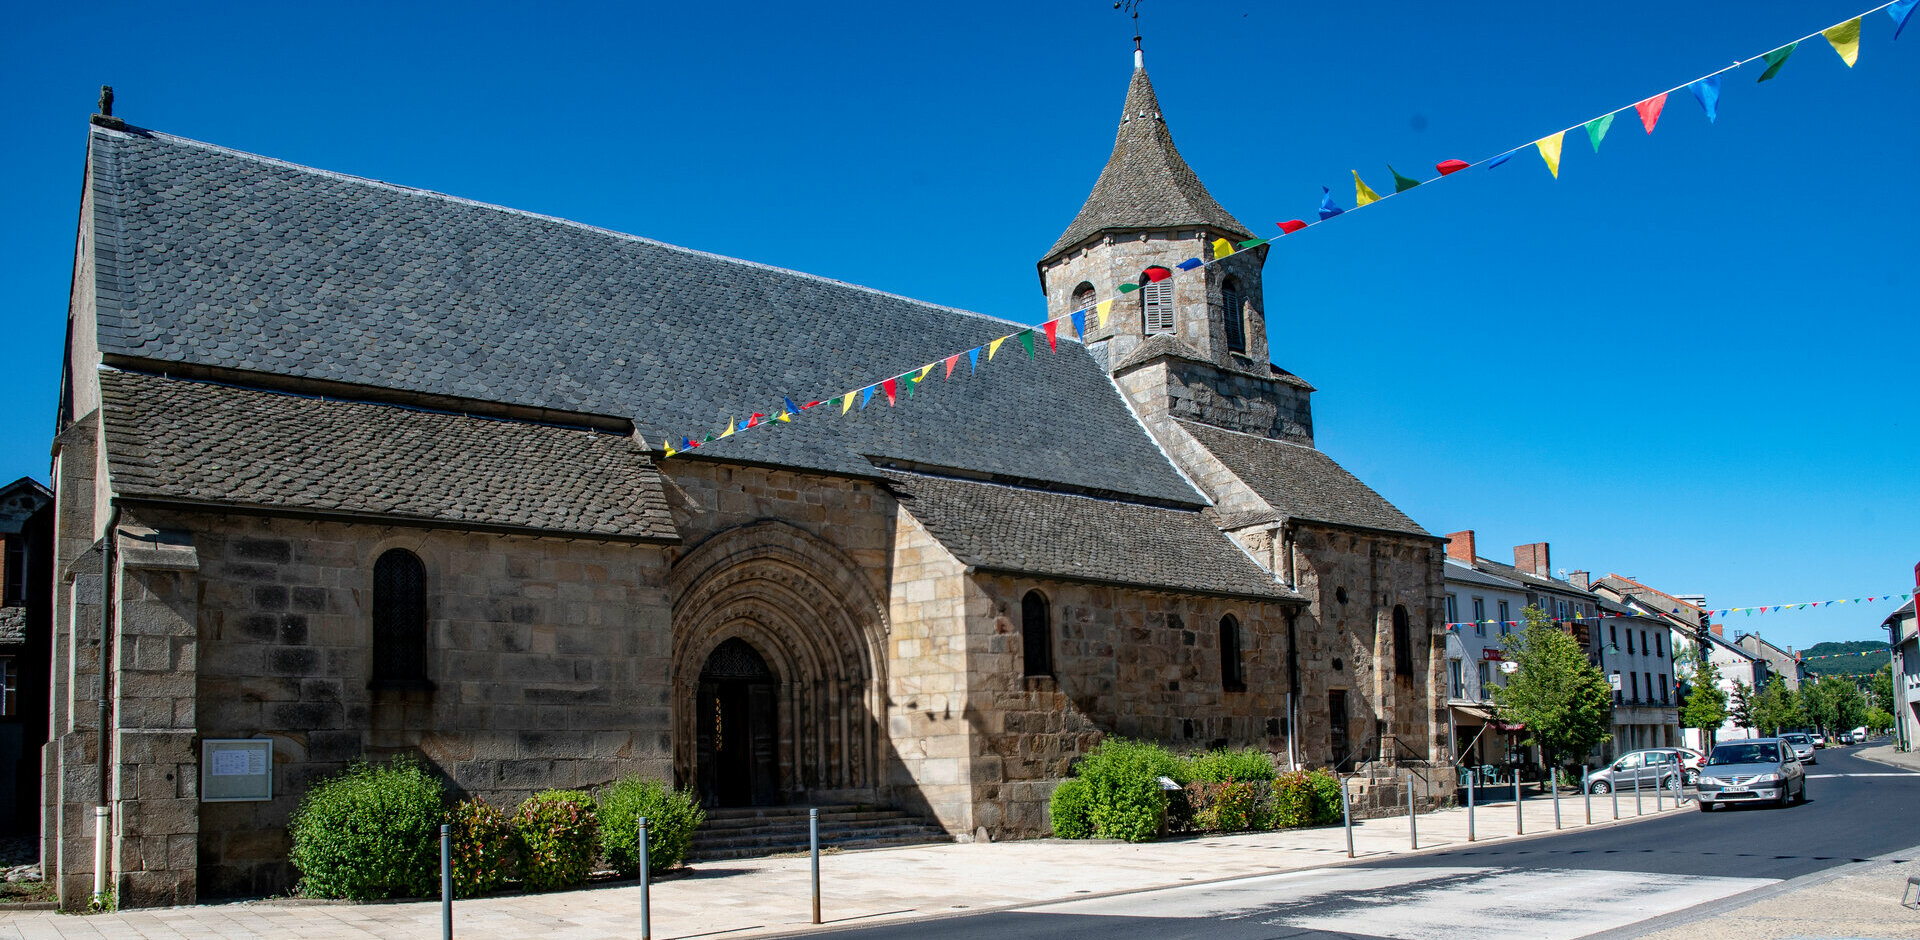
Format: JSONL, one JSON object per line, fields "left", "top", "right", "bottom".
{"left": 1602, "top": 853, "right": 1920, "bottom": 940}
{"left": 1857, "top": 744, "right": 1920, "bottom": 773}
{"left": 0, "top": 787, "right": 1689, "bottom": 940}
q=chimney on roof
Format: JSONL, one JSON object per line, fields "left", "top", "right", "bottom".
{"left": 1514, "top": 542, "right": 1550, "bottom": 577}
{"left": 1710, "top": 623, "right": 1724, "bottom": 637}
{"left": 1568, "top": 570, "right": 1591, "bottom": 590}
{"left": 1444, "top": 530, "right": 1476, "bottom": 565}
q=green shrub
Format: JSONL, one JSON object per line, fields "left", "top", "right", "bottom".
{"left": 1075, "top": 739, "right": 1180, "bottom": 842}
{"left": 446, "top": 798, "right": 515, "bottom": 898}
{"left": 1189, "top": 780, "right": 1265, "bottom": 832}
{"left": 1183, "top": 748, "right": 1277, "bottom": 784}
{"left": 1049, "top": 777, "right": 1096, "bottom": 838}
{"left": 597, "top": 777, "right": 705, "bottom": 876}
{"left": 1271, "top": 770, "right": 1317, "bottom": 829}
{"left": 288, "top": 759, "right": 448, "bottom": 900}
{"left": 1307, "top": 769, "right": 1345, "bottom": 825}
{"left": 513, "top": 790, "right": 600, "bottom": 891}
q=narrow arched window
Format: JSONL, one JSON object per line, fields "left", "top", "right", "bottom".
{"left": 1221, "top": 277, "right": 1246, "bottom": 354}
{"left": 1071, "top": 281, "right": 1096, "bottom": 316}
{"left": 1021, "top": 590, "right": 1052, "bottom": 677}
{"left": 372, "top": 549, "right": 428, "bottom": 684}
{"left": 1392, "top": 605, "right": 1414, "bottom": 677}
{"left": 1140, "top": 269, "right": 1175, "bottom": 335}
{"left": 1219, "top": 615, "right": 1245, "bottom": 691}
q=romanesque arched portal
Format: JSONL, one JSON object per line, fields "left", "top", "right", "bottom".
{"left": 669, "top": 521, "right": 888, "bottom": 805}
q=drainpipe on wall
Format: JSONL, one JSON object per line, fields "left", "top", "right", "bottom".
{"left": 94, "top": 505, "right": 120, "bottom": 906}
{"left": 1285, "top": 608, "right": 1301, "bottom": 771}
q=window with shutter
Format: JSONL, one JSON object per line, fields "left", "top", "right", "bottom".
{"left": 1142, "top": 280, "right": 1175, "bottom": 334}
{"left": 1221, "top": 280, "right": 1246, "bottom": 353}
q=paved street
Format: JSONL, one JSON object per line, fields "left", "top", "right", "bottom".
{"left": 2, "top": 744, "right": 1913, "bottom": 939}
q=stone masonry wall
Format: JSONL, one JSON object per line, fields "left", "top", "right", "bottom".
{"left": 1041, "top": 230, "right": 1271, "bottom": 372}
{"left": 965, "top": 572, "right": 1299, "bottom": 839}
{"left": 883, "top": 509, "right": 976, "bottom": 835}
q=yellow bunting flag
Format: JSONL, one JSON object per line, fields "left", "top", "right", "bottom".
{"left": 1536, "top": 131, "right": 1565, "bottom": 178}
{"left": 663, "top": 442, "right": 677, "bottom": 457}
{"left": 719, "top": 418, "right": 735, "bottom": 438}
{"left": 1823, "top": 17, "right": 1861, "bottom": 67}
{"left": 917, "top": 363, "right": 934, "bottom": 382}
{"left": 841, "top": 394, "right": 855, "bottom": 415}
{"left": 1352, "top": 170, "right": 1382, "bottom": 206}
{"left": 988, "top": 336, "right": 1007, "bottom": 360}
{"left": 1211, "top": 237, "right": 1235, "bottom": 259}
{"left": 1095, "top": 300, "right": 1112, "bottom": 327}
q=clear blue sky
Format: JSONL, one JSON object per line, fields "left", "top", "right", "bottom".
{"left": 3, "top": 1, "right": 1914, "bottom": 649}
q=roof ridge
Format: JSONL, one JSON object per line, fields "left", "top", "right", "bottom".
{"left": 88, "top": 124, "right": 1032, "bottom": 334}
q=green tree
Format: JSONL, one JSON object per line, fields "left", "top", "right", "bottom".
{"left": 1872, "top": 663, "right": 1896, "bottom": 715}
{"left": 1802, "top": 676, "right": 1840, "bottom": 736}
{"left": 1729, "top": 680, "right": 1755, "bottom": 732}
{"left": 1752, "top": 675, "right": 1806, "bottom": 735}
{"left": 1680, "top": 655, "right": 1727, "bottom": 749}
{"left": 1866, "top": 706, "right": 1895, "bottom": 733}
{"left": 1493, "top": 606, "right": 1614, "bottom": 769}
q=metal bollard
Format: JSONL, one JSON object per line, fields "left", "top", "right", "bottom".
{"left": 1406, "top": 771, "right": 1417, "bottom": 850}
{"left": 638, "top": 816, "right": 651, "bottom": 940}
{"left": 440, "top": 823, "right": 452, "bottom": 940}
{"left": 810, "top": 807, "right": 821, "bottom": 925}
{"left": 1583, "top": 766, "right": 1591, "bottom": 826}
{"left": 1635, "top": 776, "right": 1643, "bottom": 816}
{"left": 1553, "top": 771, "right": 1562, "bottom": 830}
{"left": 1342, "top": 776, "right": 1354, "bottom": 858}
{"left": 1467, "top": 773, "right": 1476, "bottom": 842}
{"left": 1611, "top": 779, "right": 1619, "bottom": 820}
{"left": 1514, "top": 777, "right": 1523, "bottom": 835}
{"left": 1656, "top": 772, "right": 1665, "bottom": 813}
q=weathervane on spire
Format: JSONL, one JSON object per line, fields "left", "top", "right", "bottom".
{"left": 1114, "top": 0, "right": 1144, "bottom": 65}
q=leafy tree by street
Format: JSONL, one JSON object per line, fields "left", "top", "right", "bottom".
{"left": 1493, "top": 606, "right": 1614, "bottom": 769}
{"left": 1729, "top": 680, "right": 1755, "bottom": 733}
{"left": 1752, "top": 675, "right": 1806, "bottom": 735}
{"left": 1802, "top": 674, "right": 1869, "bottom": 736}
{"left": 1680, "top": 654, "right": 1727, "bottom": 749}
{"left": 1871, "top": 663, "right": 1896, "bottom": 715}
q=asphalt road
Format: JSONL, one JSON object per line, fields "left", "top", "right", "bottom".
{"left": 812, "top": 741, "right": 1920, "bottom": 940}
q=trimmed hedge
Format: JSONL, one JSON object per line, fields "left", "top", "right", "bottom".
{"left": 288, "top": 759, "right": 447, "bottom": 900}
{"left": 1076, "top": 739, "right": 1184, "bottom": 842}
{"left": 513, "top": 790, "right": 600, "bottom": 891}
{"left": 1053, "top": 742, "right": 1346, "bottom": 840}
{"left": 1183, "top": 748, "right": 1277, "bottom": 784}
{"left": 597, "top": 776, "right": 705, "bottom": 876}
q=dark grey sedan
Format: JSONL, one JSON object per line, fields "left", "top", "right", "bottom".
{"left": 1696, "top": 738, "right": 1806, "bottom": 810}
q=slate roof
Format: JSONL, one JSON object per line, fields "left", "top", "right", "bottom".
{"left": 1475, "top": 557, "right": 1592, "bottom": 598}
{"left": 1443, "top": 558, "right": 1526, "bottom": 591}
{"left": 1175, "top": 421, "right": 1428, "bottom": 537}
{"left": 84, "top": 125, "right": 1201, "bottom": 507}
{"left": 883, "top": 470, "right": 1296, "bottom": 601}
{"left": 0, "top": 607, "right": 24, "bottom": 646}
{"left": 1042, "top": 66, "right": 1252, "bottom": 262}
{"left": 97, "top": 369, "right": 676, "bottom": 541}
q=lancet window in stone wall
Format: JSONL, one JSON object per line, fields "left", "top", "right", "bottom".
{"left": 371, "top": 548, "right": 428, "bottom": 685}
{"left": 1219, "top": 615, "right": 1245, "bottom": 692}
{"left": 1021, "top": 590, "right": 1053, "bottom": 677}
{"left": 1392, "top": 604, "right": 1413, "bottom": 677}
{"left": 1222, "top": 277, "right": 1246, "bottom": 353}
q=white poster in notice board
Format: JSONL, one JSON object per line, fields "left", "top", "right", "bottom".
{"left": 201, "top": 738, "right": 273, "bottom": 802}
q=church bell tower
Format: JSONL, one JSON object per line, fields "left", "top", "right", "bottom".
{"left": 1038, "top": 47, "right": 1312, "bottom": 444}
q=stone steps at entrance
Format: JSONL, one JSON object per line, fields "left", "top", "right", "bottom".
{"left": 688, "top": 805, "right": 951, "bottom": 861}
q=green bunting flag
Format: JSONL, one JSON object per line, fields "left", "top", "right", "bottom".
{"left": 1585, "top": 113, "right": 1615, "bottom": 152}
{"left": 1388, "top": 165, "right": 1421, "bottom": 193}
{"left": 1017, "top": 329, "right": 1035, "bottom": 358}
{"left": 1758, "top": 43, "right": 1796, "bottom": 82}
{"left": 1118, "top": 283, "right": 1140, "bottom": 294}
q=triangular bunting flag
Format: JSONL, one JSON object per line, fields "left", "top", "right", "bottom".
{"left": 1585, "top": 113, "right": 1614, "bottom": 152}
{"left": 1436, "top": 159, "right": 1469, "bottom": 176}
{"left": 1043, "top": 320, "right": 1058, "bottom": 351}
{"left": 839, "top": 394, "right": 853, "bottom": 414}
{"left": 905, "top": 373, "right": 918, "bottom": 398}
{"left": 881, "top": 378, "right": 897, "bottom": 405}
{"left": 719, "top": 418, "right": 734, "bottom": 438}
{"left": 1894, "top": 0, "right": 1917, "bottom": 40}
{"left": 945, "top": 355, "right": 958, "bottom": 379}
{"left": 1070, "top": 310, "right": 1086, "bottom": 340}
{"left": 783, "top": 396, "right": 800, "bottom": 417}
{"left": 1823, "top": 17, "right": 1861, "bottom": 67}
{"left": 1095, "top": 300, "right": 1112, "bottom": 328}
{"left": 1757, "top": 43, "right": 1796, "bottom": 82}
{"left": 1237, "top": 237, "right": 1270, "bottom": 249}
{"left": 1487, "top": 149, "right": 1516, "bottom": 168}
{"left": 1277, "top": 220, "right": 1307, "bottom": 234}
{"left": 1536, "top": 132, "right": 1565, "bottom": 178}
{"left": 1688, "top": 76, "right": 1720, "bottom": 123}
{"left": 917, "top": 364, "right": 934, "bottom": 382}
{"left": 1318, "top": 187, "right": 1345, "bottom": 219}
{"left": 859, "top": 386, "right": 875, "bottom": 409}
{"left": 1018, "top": 329, "right": 1035, "bottom": 358}
{"left": 1144, "top": 267, "right": 1173, "bottom": 282}
{"left": 968, "top": 348, "right": 980, "bottom": 373}
{"left": 988, "top": 337, "right": 1007, "bottom": 360}
{"left": 1212, "top": 237, "right": 1236, "bottom": 258}
{"left": 1176, "top": 258, "right": 1203, "bottom": 270}
{"left": 1352, "top": 170, "right": 1382, "bottom": 206}
{"left": 1388, "top": 165, "right": 1420, "bottom": 193}
{"left": 1118, "top": 282, "right": 1140, "bottom": 294}
{"left": 1635, "top": 93, "right": 1667, "bottom": 133}
{"left": 662, "top": 442, "right": 676, "bottom": 457}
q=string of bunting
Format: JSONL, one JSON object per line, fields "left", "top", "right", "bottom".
{"left": 1444, "top": 591, "right": 1913, "bottom": 631}
{"left": 648, "top": 1, "right": 1916, "bottom": 458}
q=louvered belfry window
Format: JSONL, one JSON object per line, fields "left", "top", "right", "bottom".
{"left": 1222, "top": 280, "right": 1246, "bottom": 353}
{"left": 1142, "top": 280, "right": 1175, "bottom": 334}
{"left": 372, "top": 549, "right": 429, "bottom": 683}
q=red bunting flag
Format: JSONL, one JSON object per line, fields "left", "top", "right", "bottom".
{"left": 1277, "top": 220, "right": 1307, "bottom": 234}
{"left": 1143, "top": 266, "right": 1173, "bottom": 282}
{"left": 1635, "top": 93, "right": 1666, "bottom": 133}
{"left": 803, "top": 400, "right": 821, "bottom": 409}
{"left": 882, "top": 377, "right": 897, "bottom": 405}
{"left": 1436, "top": 159, "right": 1469, "bottom": 175}
{"left": 945, "top": 354, "right": 958, "bottom": 378}
{"left": 1044, "top": 320, "right": 1059, "bottom": 351}
{"left": 746, "top": 412, "right": 765, "bottom": 428}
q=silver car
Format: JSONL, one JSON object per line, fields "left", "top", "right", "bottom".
{"left": 1697, "top": 737, "right": 1806, "bottom": 810}
{"left": 1780, "top": 732, "right": 1816, "bottom": 764}
{"left": 1584, "top": 748, "right": 1682, "bottom": 794}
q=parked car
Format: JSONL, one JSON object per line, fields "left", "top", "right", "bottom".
{"left": 1585, "top": 749, "right": 1682, "bottom": 793}
{"left": 1673, "top": 747, "right": 1705, "bottom": 785}
{"left": 1812, "top": 733, "right": 1826, "bottom": 748}
{"left": 1697, "top": 737, "right": 1806, "bottom": 810}
{"left": 1850, "top": 726, "right": 1869, "bottom": 744}
{"left": 1781, "top": 732, "right": 1816, "bottom": 764}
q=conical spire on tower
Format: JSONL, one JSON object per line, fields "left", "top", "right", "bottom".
{"left": 1041, "top": 59, "right": 1250, "bottom": 263}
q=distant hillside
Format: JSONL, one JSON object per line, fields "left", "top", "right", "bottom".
{"left": 1800, "top": 640, "right": 1890, "bottom": 678}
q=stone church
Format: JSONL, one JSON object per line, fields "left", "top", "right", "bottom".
{"left": 43, "top": 50, "right": 1444, "bottom": 907}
